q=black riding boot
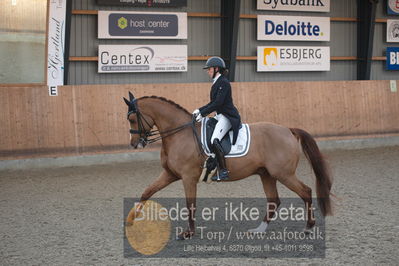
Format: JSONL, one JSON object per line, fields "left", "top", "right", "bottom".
{"left": 211, "top": 139, "right": 230, "bottom": 181}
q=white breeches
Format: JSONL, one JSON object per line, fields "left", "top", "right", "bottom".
{"left": 211, "top": 114, "right": 232, "bottom": 143}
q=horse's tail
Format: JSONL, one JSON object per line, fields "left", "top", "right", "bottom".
{"left": 290, "top": 128, "right": 333, "bottom": 216}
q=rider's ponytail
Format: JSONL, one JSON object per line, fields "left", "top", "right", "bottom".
{"left": 220, "top": 68, "right": 229, "bottom": 76}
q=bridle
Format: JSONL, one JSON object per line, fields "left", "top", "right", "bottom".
{"left": 127, "top": 99, "right": 203, "bottom": 151}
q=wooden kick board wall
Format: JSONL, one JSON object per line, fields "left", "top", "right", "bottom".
{"left": 0, "top": 80, "right": 398, "bottom": 159}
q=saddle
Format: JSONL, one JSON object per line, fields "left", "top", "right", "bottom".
{"left": 201, "top": 117, "right": 250, "bottom": 158}
{"left": 200, "top": 117, "right": 251, "bottom": 183}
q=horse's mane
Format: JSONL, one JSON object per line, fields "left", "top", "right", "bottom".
{"left": 138, "top": 96, "right": 191, "bottom": 115}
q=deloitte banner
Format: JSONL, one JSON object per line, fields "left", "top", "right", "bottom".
{"left": 98, "top": 45, "right": 187, "bottom": 73}
{"left": 257, "top": 46, "right": 330, "bottom": 72}
{"left": 387, "top": 47, "right": 399, "bottom": 70}
{"left": 257, "top": 15, "right": 330, "bottom": 41}
{"left": 257, "top": 0, "right": 330, "bottom": 12}
{"left": 98, "top": 11, "right": 187, "bottom": 39}
{"left": 387, "top": 20, "right": 399, "bottom": 42}
{"left": 388, "top": 0, "right": 399, "bottom": 15}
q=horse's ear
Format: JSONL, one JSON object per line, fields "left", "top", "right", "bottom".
{"left": 123, "top": 97, "right": 130, "bottom": 106}
{"left": 129, "top": 91, "right": 135, "bottom": 101}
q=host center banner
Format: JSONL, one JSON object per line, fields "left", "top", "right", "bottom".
{"left": 98, "top": 11, "right": 187, "bottom": 39}
{"left": 257, "top": 0, "right": 330, "bottom": 12}
{"left": 257, "top": 15, "right": 330, "bottom": 41}
{"left": 98, "top": 45, "right": 187, "bottom": 73}
{"left": 96, "top": 0, "right": 187, "bottom": 7}
{"left": 257, "top": 46, "right": 330, "bottom": 72}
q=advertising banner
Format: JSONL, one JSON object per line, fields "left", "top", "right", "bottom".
{"left": 387, "top": 20, "right": 399, "bottom": 42}
{"left": 257, "top": 15, "right": 330, "bottom": 41}
{"left": 96, "top": 0, "right": 187, "bottom": 7}
{"left": 257, "top": 46, "right": 330, "bottom": 72}
{"left": 257, "top": 0, "right": 330, "bottom": 12}
{"left": 388, "top": 0, "right": 399, "bottom": 15}
{"left": 98, "top": 45, "right": 187, "bottom": 73}
{"left": 98, "top": 11, "right": 187, "bottom": 39}
{"left": 47, "top": 0, "right": 66, "bottom": 86}
{"left": 386, "top": 47, "right": 399, "bottom": 70}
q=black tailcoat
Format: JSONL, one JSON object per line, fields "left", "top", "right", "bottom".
{"left": 199, "top": 76, "right": 241, "bottom": 144}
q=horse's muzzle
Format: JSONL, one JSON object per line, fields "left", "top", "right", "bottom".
{"left": 131, "top": 138, "right": 147, "bottom": 149}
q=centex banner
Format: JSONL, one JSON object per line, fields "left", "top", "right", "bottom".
{"left": 98, "top": 45, "right": 187, "bottom": 73}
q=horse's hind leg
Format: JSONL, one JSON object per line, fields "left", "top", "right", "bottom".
{"left": 249, "top": 171, "right": 280, "bottom": 232}
{"left": 278, "top": 174, "right": 315, "bottom": 230}
{"left": 126, "top": 170, "right": 179, "bottom": 223}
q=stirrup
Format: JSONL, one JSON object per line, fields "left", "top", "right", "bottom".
{"left": 211, "top": 169, "right": 230, "bottom": 182}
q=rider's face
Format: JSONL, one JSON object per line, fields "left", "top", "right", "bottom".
{"left": 206, "top": 67, "right": 215, "bottom": 79}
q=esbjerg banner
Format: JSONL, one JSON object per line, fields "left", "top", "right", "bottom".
{"left": 388, "top": 0, "right": 399, "bottom": 15}
{"left": 98, "top": 45, "right": 187, "bottom": 73}
{"left": 47, "top": 0, "right": 66, "bottom": 86}
{"left": 257, "top": 46, "right": 330, "bottom": 72}
{"left": 387, "top": 20, "right": 399, "bottom": 43}
{"left": 257, "top": 0, "right": 330, "bottom": 12}
{"left": 98, "top": 11, "right": 187, "bottom": 39}
{"left": 257, "top": 15, "right": 330, "bottom": 41}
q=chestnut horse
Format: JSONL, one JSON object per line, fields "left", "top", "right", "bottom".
{"left": 124, "top": 92, "right": 333, "bottom": 239}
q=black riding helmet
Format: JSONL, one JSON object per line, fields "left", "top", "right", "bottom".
{"left": 203, "top": 56, "right": 226, "bottom": 69}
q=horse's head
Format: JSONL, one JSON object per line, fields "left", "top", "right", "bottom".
{"left": 123, "top": 92, "right": 155, "bottom": 149}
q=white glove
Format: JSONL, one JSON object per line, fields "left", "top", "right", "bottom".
{"left": 195, "top": 113, "right": 203, "bottom": 122}
{"left": 192, "top": 109, "right": 200, "bottom": 116}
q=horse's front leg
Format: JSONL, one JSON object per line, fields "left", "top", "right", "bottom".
{"left": 177, "top": 177, "right": 197, "bottom": 240}
{"left": 126, "top": 169, "right": 179, "bottom": 224}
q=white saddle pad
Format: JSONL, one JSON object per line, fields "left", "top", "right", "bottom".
{"left": 200, "top": 117, "right": 251, "bottom": 158}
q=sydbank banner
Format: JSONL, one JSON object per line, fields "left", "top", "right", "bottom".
{"left": 98, "top": 45, "right": 187, "bottom": 73}
{"left": 257, "top": 15, "right": 330, "bottom": 41}
{"left": 98, "top": 11, "right": 187, "bottom": 39}
{"left": 386, "top": 47, "right": 399, "bottom": 70}
{"left": 388, "top": 0, "right": 399, "bottom": 15}
{"left": 257, "top": 46, "right": 330, "bottom": 72}
{"left": 47, "top": 0, "right": 66, "bottom": 86}
{"left": 387, "top": 20, "right": 399, "bottom": 42}
{"left": 257, "top": 0, "right": 330, "bottom": 12}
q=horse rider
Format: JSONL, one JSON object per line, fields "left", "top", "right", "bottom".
{"left": 192, "top": 56, "right": 241, "bottom": 181}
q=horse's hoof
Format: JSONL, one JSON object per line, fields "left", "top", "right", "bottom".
{"left": 176, "top": 231, "right": 194, "bottom": 240}
{"left": 304, "top": 225, "right": 315, "bottom": 234}
{"left": 304, "top": 221, "right": 315, "bottom": 234}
